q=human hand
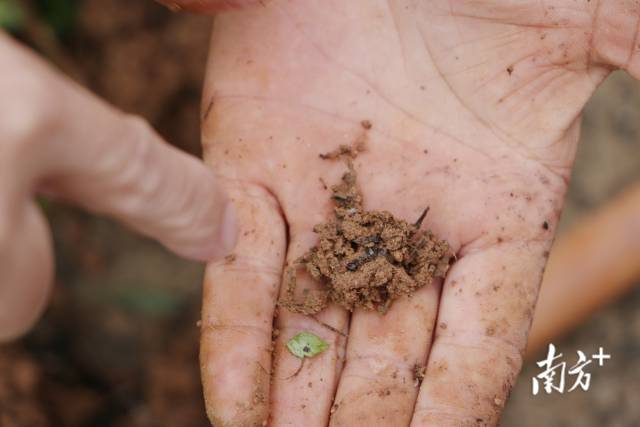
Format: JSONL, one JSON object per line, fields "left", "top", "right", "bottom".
{"left": 0, "top": 32, "right": 237, "bottom": 342}
{"left": 198, "top": 1, "right": 640, "bottom": 425}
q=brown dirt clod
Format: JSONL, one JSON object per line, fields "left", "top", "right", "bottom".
{"left": 413, "top": 364, "right": 427, "bottom": 386}
{"left": 281, "top": 144, "right": 452, "bottom": 315}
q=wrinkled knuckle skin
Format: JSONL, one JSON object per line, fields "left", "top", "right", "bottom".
{"left": 117, "top": 114, "right": 159, "bottom": 184}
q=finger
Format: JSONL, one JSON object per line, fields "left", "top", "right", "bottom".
{"left": 410, "top": 243, "right": 546, "bottom": 426}
{"left": 199, "top": 182, "right": 286, "bottom": 427}
{"left": 1, "top": 33, "right": 236, "bottom": 262}
{"left": 270, "top": 226, "right": 349, "bottom": 426}
{"left": 157, "top": 0, "right": 267, "bottom": 14}
{"left": 329, "top": 283, "right": 441, "bottom": 427}
{"left": 590, "top": 0, "right": 640, "bottom": 79}
{"left": 39, "top": 113, "right": 237, "bottom": 261}
{"left": 0, "top": 201, "right": 53, "bottom": 341}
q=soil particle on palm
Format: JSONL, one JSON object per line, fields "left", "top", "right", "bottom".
{"left": 318, "top": 142, "right": 365, "bottom": 161}
{"left": 281, "top": 145, "right": 452, "bottom": 315}
{"left": 413, "top": 364, "right": 427, "bottom": 386}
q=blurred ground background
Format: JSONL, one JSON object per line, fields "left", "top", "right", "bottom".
{"left": 502, "top": 71, "right": 640, "bottom": 426}
{"left": 0, "top": 1, "right": 639, "bottom": 426}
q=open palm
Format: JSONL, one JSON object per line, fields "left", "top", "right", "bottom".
{"left": 198, "top": 1, "right": 638, "bottom": 425}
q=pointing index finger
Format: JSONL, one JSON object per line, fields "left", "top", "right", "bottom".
{"left": 1, "top": 33, "right": 237, "bottom": 262}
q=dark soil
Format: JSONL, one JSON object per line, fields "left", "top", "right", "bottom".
{"left": 281, "top": 145, "right": 451, "bottom": 315}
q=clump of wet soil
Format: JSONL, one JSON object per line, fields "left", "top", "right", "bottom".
{"left": 281, "top": 145, "right": 451, "bottom": 315}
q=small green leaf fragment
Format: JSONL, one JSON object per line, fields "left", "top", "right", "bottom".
{"left": 286, "top": 332, "right": 329, "bottom": 359}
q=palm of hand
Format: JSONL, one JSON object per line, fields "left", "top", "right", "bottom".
{"left": 199, "top": 1, "right": 607, "bottom": 426}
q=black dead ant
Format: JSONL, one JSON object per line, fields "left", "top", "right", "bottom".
{"left": 346, "top": 245, "right": 388, "bottom": 272}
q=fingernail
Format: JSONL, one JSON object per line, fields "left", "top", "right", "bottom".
{"left": 218, "top": 201, "right": 238, "bottom": 255}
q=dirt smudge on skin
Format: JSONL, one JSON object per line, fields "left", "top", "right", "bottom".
{"left": 211, "top": 363, "right": 269, "bottom": 427}
{"left": 202, "top": 97, "right": 214, "bottom": 121}
{"left": 413, "top": 364, "right": 427, "bottom": 386}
